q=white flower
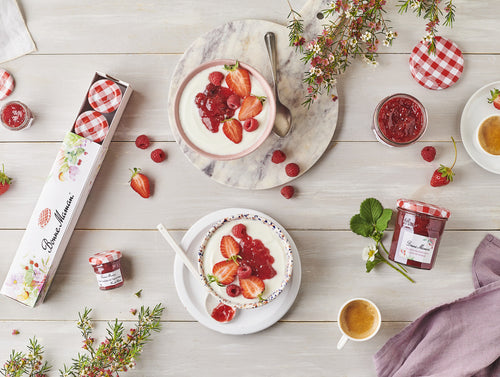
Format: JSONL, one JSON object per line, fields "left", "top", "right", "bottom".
{"left": 361, "top": 31, "right": 372, "bottom": 42}
{"left": 383, "top": 39, "right": 391, "bottom": 47}
{"left": 422, "top": 32, "right": 433, "bottom": 43}
{"left": 362, "top": 243, "right": 378, "bottom": 262}
{"left": 312, "top": 43, "right": 321, "bottom": 54}
{"left": 410, "top": 0, "right": 420, "bottom": 10}
{"left": 328, "top": 53, "right": 335, "bottom": 63}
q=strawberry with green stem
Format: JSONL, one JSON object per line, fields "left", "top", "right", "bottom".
{"left": 430, "top": 137, "right": 457, "bottom": 187}
{"left": 0, "top": 164, "right": 12, "bottom": 196}
{"left": 487, "top": 88, "right": 500, "bottom": 110}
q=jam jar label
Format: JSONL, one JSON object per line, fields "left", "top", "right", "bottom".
{"left": 394, "top": 228, "right": 437, "bottom": 265}
{"left": 95, "top": 269, "right": 123, "bottom": 288}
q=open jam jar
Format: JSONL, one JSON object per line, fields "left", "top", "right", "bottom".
{"left": 0, "top": 101, "right": 34, "bottom": 131}
{"left": 389, "top": 199, "right": 451, "bottom": 270}
{"left": 89, "top": 250, "right": 124, "bottom": 290}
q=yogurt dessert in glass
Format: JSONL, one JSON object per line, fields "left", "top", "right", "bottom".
{"left": 174, "top": 59, "right": 276, "bottom": 160}
{"left": 199, "top": 214, "right": 293, "bottom": 309}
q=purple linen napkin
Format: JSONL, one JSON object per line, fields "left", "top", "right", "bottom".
{"left": 374, "top": 234, "right": 500, "bottom": 377}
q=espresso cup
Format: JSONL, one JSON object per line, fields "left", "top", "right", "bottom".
{"left": 476, "top": 114, "right": 500, "bottom": 156}
{"left": 337, "top": 298, "right": 381, "bottom": 350}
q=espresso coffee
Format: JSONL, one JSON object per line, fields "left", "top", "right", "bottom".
{"left": 339, "top": 299, "right": 380, "bottom": 339}
{"left": 478, "top": 115, "right": 500, "bottom": 155}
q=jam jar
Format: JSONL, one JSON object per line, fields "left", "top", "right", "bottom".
{"left": 389, "top": 199, "right": 451, "bottom": 270}
{"left": 0, "top": 101, "right": 34, "bottom": 131}
{"left": 89, "top": 250, "right": 124, "bottom": 290}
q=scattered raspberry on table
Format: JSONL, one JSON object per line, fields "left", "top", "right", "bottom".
{"left": 151, "top": 148, "right": 166, "bottom": 163}
{"left": 421, "top": 146, "right": 436, "bottom": 162}
{"left": 135, "top": 134, "right": 150, "bottom": 149}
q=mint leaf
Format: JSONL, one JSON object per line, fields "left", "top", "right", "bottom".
{"left": 375, "top": 208, "right": 393, "bottom": 232}
{"left": 360, "top": 198, "right": 383, "bottom": 223}
{"left": 350, "top": 214, "right": 374, "bottom": 237}
{"left": 366, "top": 258, "right": 383, "bottom": 272}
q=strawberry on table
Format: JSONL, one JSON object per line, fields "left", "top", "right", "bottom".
{"left": 208, "top": 260, "right": 238, "bottom": 286}
{"left": 487, "top": 88, "right": 500, "bottom": 110}
{"left": 238, "top": 95, "right": 265, "bottom": 121}
{"left": 224, "top": 61, "right": 251, "bottom": 98}
{"left": 220, "top": 235, "right": 241, "bottom": 262}
{"left": 129, "top": 168, "right": 151, "bottom": 198}
{"left": 240, "top": 275, "right": 265, "bottom": 299}
{"left": 222, "top": 118, "right": 243, "bottom": 144}
{"left": 430, "top": 137, "right": 457, "bottom": 187}
{"left": 0, "top": 164, "right": 12, "bottom": 196}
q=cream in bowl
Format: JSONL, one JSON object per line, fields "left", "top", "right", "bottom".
{"left": 198, "top": 213, "right": 293, "bottom": 309}
{"left": 477, "top": 114, "right": 500, "bottom": 156}
{"left": 174, "top": 59, "right": 276, "bottom": 161}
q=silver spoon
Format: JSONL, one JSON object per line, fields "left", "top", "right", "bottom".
{"left": 156, "top": 223, "right": 236, "bottom": 322}
{"left": 264, "top": 31, "right": 293, "bottom": 138}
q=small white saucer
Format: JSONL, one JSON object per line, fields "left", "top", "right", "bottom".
{"left": 173, "top": 208, "right": 301, "bottom": 335}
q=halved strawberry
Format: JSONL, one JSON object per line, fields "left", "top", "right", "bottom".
{"left": 487, "top": 88, "right": 500, "bottom": 110}
{"left": 222, "top": 118, "right": 243, "bottom": 144}
{"left": 129, "top": 168, "right": 150, "bottom": 198}
{"left": 224, "top": 61, "right": 251, "bottom": 98}
{"left": 238, "top": 95, "right": 265, "bottom": 121}
{"left": 220, "top": 235, "right": 241, "bottom": 261}
{"left": 208, "top": 260, "right": 238, "bottom": 286}
{"left": 240, "top": 275, "right": 265, "bottom": 299}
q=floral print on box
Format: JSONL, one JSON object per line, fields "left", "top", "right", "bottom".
{"left": 54, "top": 132, "right": 89, "bottom": 182}
{"left": 3, "top": 256, "right": 49, "bottom": 306}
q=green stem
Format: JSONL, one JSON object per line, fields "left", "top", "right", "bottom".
{"left": 378, "top": 241, "right": 408, "bottom": 273}
{"left": 382, "top": 258, "right": 415, "bottom": 283}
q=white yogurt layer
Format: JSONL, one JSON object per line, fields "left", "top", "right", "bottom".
{"left": 202, "top": 219, "right": 287, "bottom": 305}
{"left": 179, "top": 66, "right": 270, "bottom": 156}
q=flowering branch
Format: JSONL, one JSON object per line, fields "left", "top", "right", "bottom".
{"left": 0, "top": 338, "right": 51, "bottom": 377}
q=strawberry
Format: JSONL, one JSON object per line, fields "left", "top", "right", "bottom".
{"left": 208, "top": 71, "right": 224, "bottom": 86}
{"left": 224, "top": 61, "right": 251, "bottom": 98}
{"left": 240, "top": 275, "right": 265, "bottom": 299}
{"left": 0, "top": 164, "right": 12, "bottom": 196}
{"left": 238, "top": 95, "right": 265, "bottom": 121}
{"left": 129, "top": 168, "right": 150, "bottom": 198}
{"left": 430, "top": 137, "right": 457, "bottom": 187}
{"left": 487, "top": 88, "right": 500, "bottom": 110}
{"left": 222, "top": 118, "right": 243, "bottom": 144}
{"left": 208, "top": 260, "right": 238, "bottom": 286}
{"left": 220, "top": 235, "right": 241, "bottom": 261}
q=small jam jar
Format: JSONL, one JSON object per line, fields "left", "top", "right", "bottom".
{"left": 389, "top": 199, "right": 451, "bottom": 270}
{"left": 372, "top": 94, "right": 427, "bottom": 147}
{"left": 89, "top": 250, "right": 124, "bottom": 290}
{"left": 0, "top": 101, "right": 34, "bottom": 131}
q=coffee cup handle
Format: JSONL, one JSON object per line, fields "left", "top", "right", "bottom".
{"left": 337, "top": 334, "right": 349, "bottom": 350}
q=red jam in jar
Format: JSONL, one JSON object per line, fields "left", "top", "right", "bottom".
{"left": 0, "top": 101, "right": 34, "bottom": 131}
{"left": 389, "top": 199, "right": 451, "bottom": 270}
{"left": 88, "top": 250, "right": 124, "bottom": 290}
{"left": 372, "top": 94, "right": 427, "bottom": 147}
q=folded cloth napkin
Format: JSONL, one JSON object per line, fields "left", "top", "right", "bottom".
{"left": 374, "top": 234, "right": 500, "bottom": 377}
{"left": 0, "top": 0, "right": 36, "bottom": 63}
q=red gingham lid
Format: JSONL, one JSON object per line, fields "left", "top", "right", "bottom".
{"left": 409, "top": 36, "right": 464, "bottom": 90}
{"left": 397, "top": 198, "right": 451, "bottom": 219}
{"left": 88, "top": 79, "right": 122, "bottom": 113}
{"left": 0, "top": 69, "right": 15, "bottom": 100}
{"left": 74, "top": 110, "right": 109, "bottom": 143}
{"left": 89, "top": 250, "right": 122, "bottom": 266}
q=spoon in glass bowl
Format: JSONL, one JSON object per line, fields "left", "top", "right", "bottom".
{"left": 264, "top": 31, "right": 293, "bottom": 137}
{"left": 156, "top": 223, "right": 236, "bottom": 323}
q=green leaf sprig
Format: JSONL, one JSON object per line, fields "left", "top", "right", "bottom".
{"left": 350, "top": 198, "right": 415, "bottom": 283}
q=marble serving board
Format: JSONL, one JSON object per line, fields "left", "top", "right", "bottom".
{"left": 167, "top": 18, "right": 338, "bottom": 190}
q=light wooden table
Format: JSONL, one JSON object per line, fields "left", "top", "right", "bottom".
{"left": 1, "top": 1, "right": 499, "bottom": 376}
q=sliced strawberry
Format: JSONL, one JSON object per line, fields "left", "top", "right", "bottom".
{"left": 240, "top": 275, "right": 265, "bottom": 299}
{"left": 208, "top": 260, "right": 238, "bottom": 286}
{"left": 220, "top": 235, "right": 241, "bottom": 261}
{"left": 222, "top": 118, "right": 243, "bottom": 144}
{"left": 129, "top": 168, "right": 150, "bottom": 198}
{"left": 224, "top": 61, "right": 251, "bottom": 98}
{"left": 238, "top": 95, "right": 265, "bottom": 121}
{"left": 487, "top": 88, "right": 500, "bottom": 110}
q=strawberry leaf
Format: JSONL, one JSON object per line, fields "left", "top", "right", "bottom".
{"left": 375, "top": 208, "right": 392, "bottom": 232}
{"left": 359, "top": 198, "right": 383, "bottom": 223}
{"left": 366, "top": 257, "right": 383, "bottom": 273}
{"left": 350, "top": 214, "right": 374, "bottom": 237}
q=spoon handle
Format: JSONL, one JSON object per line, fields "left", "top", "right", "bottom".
{"left": 157, "top": 223, "right": 200, "bottom": 280}
{"left": 264, "top": 32, "right": 278, "bottom": 98}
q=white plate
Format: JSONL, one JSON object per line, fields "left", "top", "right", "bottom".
{"left": 173, "top": 208, "right": 302, "bottom": 335}
{"left": 461, "top": 81, "right": 500, "bottom": 173}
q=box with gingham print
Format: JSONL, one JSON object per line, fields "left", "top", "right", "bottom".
{"left": 1, "top": 72, "right": 132, "bottom": 307}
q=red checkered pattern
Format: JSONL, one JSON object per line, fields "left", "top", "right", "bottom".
{"left": 409, "top": 36, "right": 464, "bottom": 90}
{"left": 89, "top": 250, "right": 122, "bottom": 266}
{"left": 0, "top": 69, "right": 15, "bottom": 100}
{"left": 74, "top": 111, "right": 109, "bottom": 143}
{"left": 397, "top": 199, "right": 451, "bottom": 219}
{"left": 88, "top": 79, "right": 122, "bottom": 113}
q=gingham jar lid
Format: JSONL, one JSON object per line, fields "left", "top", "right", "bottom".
{"left": 74, "top": 110, "right": 109, "bottom": 143}
{"left": 0, "top": 69, "right": 15, "bottom": 100}
{"left": 89, "top": 250, "right": 122, "bottom": 266}
{"left": 409, "top": 36, "right": 464, "bottom": 90}
{"left": 397, "top": 199, "right": 451, "bottom": 219}
{"left": 88, "top": 79, "right": 122, "bottom": 113}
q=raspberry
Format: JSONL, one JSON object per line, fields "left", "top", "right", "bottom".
{"left": 285, "top": 163, "right": 300, "bottom": 177}
{"left": 280, "top": 185, "right": 295, "bottom": 199}
{"left": 421, "top": 146, "right": 436, "bottom": 162}
{"left": 271, "top": 150, "right": 286, "bottom": 164}
{"left": 243, "top": 118, "right": 259, "bottom": 132}
{"left": 226, "top": 284, "right": 241, "bottom": 297}
{"left": 237, "top": 264, "right": 252, "bottom": 279}
{"left": 208, "top": 71, "right": 224, "bottom": 86}
{"left": 135, "top": 134, "right": 150, "bottom": 149}
{"left": 227, "top": 94, "right": 241, "bottom": 110}
{"left": 232, "top": 224, "right": 247, "bottom": 239}
{"left": 151, "top": 148, "right": 166, "bottom": 163}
